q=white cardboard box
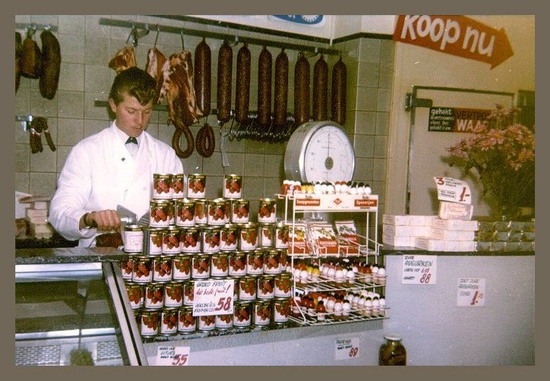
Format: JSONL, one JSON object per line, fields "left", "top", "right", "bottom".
{"left": 429, "top": 228, "right": 476, "bottom": 241}
{"left": 431, "top": 218, "right": 479, "bottom": 231}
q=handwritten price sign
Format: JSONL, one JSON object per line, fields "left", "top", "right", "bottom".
{"left": 156, "top": 346, "right": 190, "bottom": 366}
{"left": 193, "top": 279, "right": 234, "bottom": 316}
{"left": 335, "top": 338, "right": 360, "bottom": 361}
{"left": 402, "top": 255, "right": 437, "bottom": 284}
{"left": 434, "top": 176, "right": 472, "bottom": 204}
{"left": 457, "top": 278, "right": 486, "bottom": 306}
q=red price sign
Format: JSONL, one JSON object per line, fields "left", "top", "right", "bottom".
{"left": 349, "top": 347, "right": 359, "bottom": 358}
{"left": 171, "top": 354, "right": 188, "bottom": 366}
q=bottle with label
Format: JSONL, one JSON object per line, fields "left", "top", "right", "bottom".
{"left": 379, "top": 334, "right": 407, "bottom": 366}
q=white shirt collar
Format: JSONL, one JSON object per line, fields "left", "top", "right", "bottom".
{"left": 113, "top": 121, "right": 142, "bottom": 146}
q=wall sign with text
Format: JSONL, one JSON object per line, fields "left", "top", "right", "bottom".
{"left": 428, "top": 107, "right": 491, "bottom": 133}
{"left": 402, "top": 255, "right": 437, "bottom": 284}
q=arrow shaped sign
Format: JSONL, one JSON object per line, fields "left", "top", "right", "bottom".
{"left": 393, "top": 15, "right": 514, "bottom": 69}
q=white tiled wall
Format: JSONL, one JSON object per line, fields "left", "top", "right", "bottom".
{"left": 15, "top": 15, "right": 394, "bottom": 229}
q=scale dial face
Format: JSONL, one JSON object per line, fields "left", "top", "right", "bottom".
{"left": 284, "top": 121, "right": 355, "bottom": 182}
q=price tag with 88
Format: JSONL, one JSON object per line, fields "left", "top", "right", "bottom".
{"left": 402, "top": 255, "right": 437, "bottom": 284}
{"left": 156, "top": 346, "right": 190, "bottom": 366}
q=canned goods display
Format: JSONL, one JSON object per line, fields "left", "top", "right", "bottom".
{"left": 223, "top": 200, "right": 231, "bottom": 224}
{"left": 162, "top": 226, "right": 181, "bottom": 255}
{"left": 231, "top": 199, "right": 250, "bottom": 224}
{"left": 178, "top": 306, "right": 196, "bottom": 333}
{"left": 150, "top": 199, "right": 171, "bottom": 228}
{"left": 132, "top": 256, "right": 153, "bottom": 283}
{"left": 223, "top": 174, "right": 243, "bottom": 199}
{"left": 172, "top": 254, "right": 192, "bottom": 281}
{"left": 175, "top": 198, "right": 195, "bottom": 227}
{"left": 120, "top": 256, "right": 135, "bottom": 280}
{"left": 211, "top": 252, "right": 229, "bottom": 277}
{"left": 123, "top": 225, "right": 144, "bottom": 253}
{"left": 125, "top": 282, "right": 144, "bottom": 309}
{"left": 172, "top": 173, "right": 185, "bottom": 199}
{"left": 183, "top": 280, "right": 195, "bottom": 306}
{"left": 187, "top": 173, "right": 206, "bottom": 199}
{"left": 273, "top": 298, "right": 291, "bottom": 324}
{"left": 140, "top": 310, "right": 160, "bottom": 337}
{"left": 274, "top": 272, "right": 292, "bottom": 298}
{"left": 254, "top": 300, "right": 272, "bottom": 326}
{"left": 144, "top": 283, "right": 164, "bottom": 309}
{"left": 228, "top": 251, "right": 247, "bottom": 277}
{"left": 258, "top": 198, "right": 277, "bottom": 223}
{"left": 180, "top": 227, "right": 201, "bottom": 253}
{"left": 153, "top": 173, "right": 173, "bottom": 199}
{"left": 193, "top": 199, "right": 207, "bottom": 224}
{"left": 259, "top": 223, "right": 274, "bottom": 248}
{"left": 239, "top": 223, "right": 258, "bottom": 251}
{"left": 215, "top": 314, "right": 234, "bottom": 330}
{"left": 233, "top": 302, "right": 252, "bottom": 328}
{"left": 164, "top": 281, "right": 184, "bottom": 308}
{"left": 160, "top": 307, "right": 179, "bottom": 335}
{"left": 257, "top": 275, "right": 275, "bottom": 299}
{"left": 192, "top": 254, "right": 211, "bottom": 279}
{"left": 246, "top": 250, "right": 264, "bottom": 276}
{"left": 263, "top": 249, "right": 282, "bottom": 275}
{"left": 202, "top": 226, "right": 221, "bottom": 254}
{"left": 220, "top": 224, "right": 239, "bottom": 251}
{"left": 153, "top": 256, "right": 172, "bottom": 283}
{"left": 207, "top": 198, "right": 227, "bottom": 226}
{"left": 147, "top": 228, "right": 164, "bottom": 256}
{"left": 275, "top": 222, "right": 289, "bottom": 249}
{"left": 239, "top": 276, "right": 257, "bottom": 301}
{"left": 198, "top": 315, "right": 216, "bottom": 331}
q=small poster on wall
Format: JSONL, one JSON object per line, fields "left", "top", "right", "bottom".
{"left": 428, "top": 107, "right": 492, "bottom": 133}
{"left": 457, "top": 278, "right": 486, "bottom": 306}
{"left": 270, "top": 15, "right": 325, "bottom": 26}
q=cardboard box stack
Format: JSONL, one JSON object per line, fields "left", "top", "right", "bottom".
{"left": 20, "top": 196, "right": 54, "bottom": 239}
{"left": 383, "top": 215, "right": 479, "bottom": 252}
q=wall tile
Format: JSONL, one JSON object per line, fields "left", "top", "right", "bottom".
{"left": 15, "top": 121, "right": 29, "bottom": 145}
{"left": 380, "top": 40, "right": 395, "bottom": 66}
{"left": 263, "top": 154, "right": 284, "bottom": 179}
{"left": 58, "top": 34, "right": 86, "bottom": 64}
{"left": 358, "top": 61, "right": 380, "bottom": 88}
{"left": 85, "top": 64, "right": 111, "bottom": 93}
{"left": 359, "top": 38, "right": 381, "bottom": 63}
{"left": 85, "top": 16, "right": 111, "bottom": 39}
{"left": 374, "top": 136, "right": 388, "bottom": 158}
{"left": 85, "top": 92, "right": 111, "bottom": 120}
{"left": 222, "top": 153, "right": 245, "bottom": 176}
{"left": 30, "top": 91, "right": 58, "bottom": 117}
{"left": 29, "top": 172, "right": 58, "bottom": 197}
{"left": 56, "top": 145, "right": 72, "bottom": 172}
{"left": 376, "top": 112, "right": 389, "bottom": 136}
{"left": 59, "top": 15, "right": 86, "bottom": 36}
{"left": 379, "top": 64, "right": 394, "bottom": 89}
{"left": 263, "top": 177, "right": 281, "bottom": 198}
{"left": 58, "top": 63, "right": 85, "bottom": 92}
{"left": 58, "top": 91, "right": 84, "bottom": 118}
{"left": 182, "top": 153, "right": 203, "bottom": 174}
{"left": 243, "top": 176, "right": 264, "bottom": 200}
{"left": 244, "top": 154, "right": 265, "bottom": 177}
{"left": 84, "top": 119, "right": 108, "bottom": 138}
{"left": 205, "top": 175, "right": 224, "bottom": 199}
{"left": 202, "top": 152, "right": 224, "bottom": 176}
{"left": 356, "top": 87, "right": 378, "bottom": 111}
{"left": 15, "top": 86, "right": 30, "bottom": 115}
{"left": 353, "top": 157, "right": 373, "bottom": 181}
{"left": 16, "top": 144, "right": 29, "bottom": 172}
{"left": 377, "top": 88, "right": 391, "bottom": 112}
{"left": 354, "top": 134, "right": 375, "bottom": 158}
{"left": 15, "top": 172, "right": 30, "bottom": 193}
{"left": 354, "top": 111, "right": 376, "bottom": 135}
{"left": 30, "top": 147, "right": 57, "bottom": 173}
{"left": 57, "top": 118, "right": 84, "bottom": 146}
{"left": 373, "top": 158, "right": 387, "bottom": 181}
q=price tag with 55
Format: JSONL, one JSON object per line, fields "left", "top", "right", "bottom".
{"left": 156, "top": 346, "right": 190, "bottom": 366}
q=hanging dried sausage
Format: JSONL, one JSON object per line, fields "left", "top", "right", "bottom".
{"left": 39, "top": 30, "right": 61, "bottom": 100}
{"left": 20, "top": 28, "right": 42, "bottom": 79}
{"left": 273, "top": 49, "right": 289, "bottom": 129}
{"left": 194, "top": 38, "right": 211, "bottom": 116}
{"left": 293, "top": 53, "right": 310, "bottom": 127}
{"left": 312, "top": 55, "right": 328, "bottom": 121}
{"left": 16, "top": 32, "right": 22, "bottom": 92}
{"left": 235, "top": 43, "right": 251, "bottom": 123}
{"left": 257, "top": 46, "right": 272, "bottom": 128}
{"left": 216, "top": 40, "right": 233, "bottom": 124}
{"left": 331, "top": 57, "right": 347, "bottom": 126}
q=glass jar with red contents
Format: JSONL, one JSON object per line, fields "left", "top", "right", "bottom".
{"left": 198, "top": 315, "right": 216, "bottom": 331}
{"left": 258, "top": 198, "right": 277, "bottom": 223}
{"left": 215, "top": 313, "right": 234, "bottom": 330}
{"left": 256, "top": 275, "right": 275, "bottom": 300}
{"left": 238, "top": 222, "right": 258, "bottom": 251}
{"left": 207, "top": 198, "right": 227, "bottom": 226}
{"left": 183, "top": 280, "right": 195, "bottom": 306}
{"left": 239, "top": 276, "right": 257, "bottom": 301}
{"left": 120, "top": 255, "right": 135, "bottom": 280}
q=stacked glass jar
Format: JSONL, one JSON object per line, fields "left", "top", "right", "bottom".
{"left": 120, "top": 174, "right": 293, "bottom": 339}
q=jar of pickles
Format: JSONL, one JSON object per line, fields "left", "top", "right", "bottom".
{"left": 379, "top": 335, "right": 407, "bottom": 366}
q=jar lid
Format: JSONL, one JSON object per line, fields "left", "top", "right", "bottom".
{"left": 384, "top": 334, "right": 402, "bottom": 341}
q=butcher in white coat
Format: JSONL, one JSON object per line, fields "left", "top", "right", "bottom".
{"left": 49, "top": 67, "right": 183, "bottom": 247}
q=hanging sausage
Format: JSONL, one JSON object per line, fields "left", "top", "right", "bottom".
{"left": 312, "top": 55, "right": 328, "bottom": 121}
{"left": 15, "top": 32, "right": 22, "bottom": 93}
{"left": 194, "top": 38, "right": 215, "bottom": 158}
{"left": 293, "top": 52, "right": 311, "bottom": 127}
{"left": 235, "top": 43, "right": 251, "bottom": 124}
{"left": 20, "top": 27, "right": 42, "bottom": 79}
{"left": 273, "top": 49, "right": 289, "bottom": 132}
{"left": 39, "top": 29, "right": 61, "bottom": 100}
{"left": 257, "top": 46, "right": 272, "bottom": 129}
{"left": 331, "top": 57, "right": 347, "bottom": 126}
{"left": 216, "top": 40, "right": 233, "bottom": 125}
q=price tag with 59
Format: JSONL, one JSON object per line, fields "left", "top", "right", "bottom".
{"left": 156, "top": 346, "right": 190, "bottom": 366}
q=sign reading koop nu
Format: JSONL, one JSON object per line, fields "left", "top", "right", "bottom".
{"left": 393, "top": 15, "right": 514, "bottom": 68}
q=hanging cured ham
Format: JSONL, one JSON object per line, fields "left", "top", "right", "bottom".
{"left": 108, "top": 46, "right": 137, "bottom": 74}
{"left": 145, "top": 47, "right": 167, "bottom": 104}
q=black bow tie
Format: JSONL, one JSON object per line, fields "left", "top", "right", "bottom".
{"left": 126, "top": 136, "right": 138, "bottom": 145}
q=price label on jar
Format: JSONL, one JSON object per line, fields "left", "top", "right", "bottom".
{"left": 156, "top": 346, "right": 190, "bottom": 366}
{"left": 402, "top": 255, "right": 437, "bottom": 284}
{"left": 457, "top": 278, "right": 486, "bottom": 306}
{"left": 193, "top": 279, "right": 235, "bottom": 316}
{"left": 335, "top": 338, "right": 360, "bottom": 361}
{"left": 433, "top": 176, "right": 472, "bottom": 204}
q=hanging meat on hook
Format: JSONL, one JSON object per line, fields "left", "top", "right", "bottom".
{"left": 216, "top": 40, "right": 233, "bottom": 125}
{"left": 235, "top": 43, "right": 251, "bottom": 124}
{"left": 312, "top": 55, "right": 328, "bottom": 121}
{"left": 257, "top": 46, "right": 272, "bottom": 129}
{"left": 39, "top": 29, "right": 61, "bottom": 100}
{"left": 146, "top": 47, "right": 167, "bottom": 104}
{"left": 273, "top": 49, "right": 289, "bottom": 131}
{"left": 15, "top": 32, "right": 22, "bottom": 92}
{"left": 294, "top": 53, "right": 311, "bottom": 127}
{"left": 20, "top": 27, "right": 42, "bottom": 79}
{"left": 108, "top": 46, "right": 137, "bottom": 74}
{"left": 194, "top": 38, "right": 215, "bottom": 158}
{"left": 331, "top": 57, "right": 347, "bottom": 126}
{"left": 160, "top": 50, "right": 203, "bottom": 158}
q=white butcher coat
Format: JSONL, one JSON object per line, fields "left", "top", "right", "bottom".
{"left": 49, "top": 122, "right": 183, "bottom": 247}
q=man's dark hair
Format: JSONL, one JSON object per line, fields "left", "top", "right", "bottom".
{"left": 109, "top": 67, "right": 157, "bottom": 105}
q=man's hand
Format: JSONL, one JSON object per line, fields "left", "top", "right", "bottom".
{"left": 80, "top": 210, "right": 121, "bottom": 231}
